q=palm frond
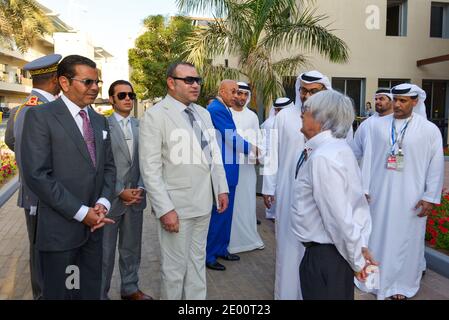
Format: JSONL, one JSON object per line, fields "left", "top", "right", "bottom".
{"left": 272, "top": 54, "right": 309, "bottom": 77}
{"left": 176, "top": 0, "right": 230, "bottom": 17}
{"left": 199, "top": 64, "right": 241, "bottom": 94}
{"left": 263, "top": 6, "right": 349, "bottom": 63}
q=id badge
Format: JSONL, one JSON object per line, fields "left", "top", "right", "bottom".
{"left": 386, "top": 155, "right": 397, "bottom": 170}
{"left": 396, "top": 152, "right": 404, "bottom": 171}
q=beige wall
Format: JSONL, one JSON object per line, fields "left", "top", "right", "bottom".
{"left": 302, "top": 0, "right": 449, "bottom": 103}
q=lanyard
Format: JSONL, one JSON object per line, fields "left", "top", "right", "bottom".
{"left": 295, "top": 149, "right": 308, "bottom": 179}
{"left": 390, "top": 116, "right": 412, "bottom": 155}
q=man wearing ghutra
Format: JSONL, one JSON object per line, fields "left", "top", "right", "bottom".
{"left": 261, "top": 97, "right": 294, "bottom": 221}
{"left": 227, "top": 82, "right": 265, "bottom": 254}
{"left": 262, "top": 70, "right": 338, "bottom": 299}
{"left": 355, "top": 83, "right": 444, "bottom": 300}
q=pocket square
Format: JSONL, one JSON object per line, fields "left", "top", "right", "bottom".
{"left": 103, "top": 130, "right": 108, "bottom": 140}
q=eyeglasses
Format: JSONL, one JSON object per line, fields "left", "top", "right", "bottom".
{"left": 301, "top": 104, "right": 310, "bottom": 114}
{"left": 71, "top": 78, "right": 103, "bottom": 88}
{"left": 300, "top": 87, "right": 324, "bottom": 96}
{"left": 171, "top": 76, "right": 203, "bottom": 85}
{"left": 116, "top": 92, "right": 136, "bottom": 100}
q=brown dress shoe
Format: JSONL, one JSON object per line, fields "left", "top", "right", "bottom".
{"left": 121, "top": 290, "right": 154, "bottom": 300}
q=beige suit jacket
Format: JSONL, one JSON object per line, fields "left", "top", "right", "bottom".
{"left": 139, "top": 95, "right": 228, "bottom": 219}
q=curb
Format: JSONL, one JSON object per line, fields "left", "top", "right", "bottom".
{"left": 425, "top": 246, "right": 449, "bottom": 279}
{"left": 0, "top": 175, "right": 19, "bottom": 208}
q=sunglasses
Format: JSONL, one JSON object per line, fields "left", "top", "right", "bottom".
{"left": 71, "top": 78, "right": 103, "bottom": 87}
{"left": 116, "top": 92, "right": 137, "bottom": 100}
{"left": 171, "top": 76, "right": 203, "bottom": 85}
{"left": 300, "top": 87, "right": 324, "bottom": 96}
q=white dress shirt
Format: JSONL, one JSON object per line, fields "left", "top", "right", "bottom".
{"left": 291, "top": 130, "right": 372, "bottom": 272}
{"left": 61, "top": 94, "right": 111, "bottom": 222}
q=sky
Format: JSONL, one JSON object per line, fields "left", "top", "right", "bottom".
{"left": 38, "top": 0, "right": 183, "bottom": 59}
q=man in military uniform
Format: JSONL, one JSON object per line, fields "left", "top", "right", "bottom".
{"left": 4, "top": 54, "right": 62, "bottom": 299}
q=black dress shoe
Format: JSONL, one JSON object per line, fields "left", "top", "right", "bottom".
{"left": 206, "top": 261, "right": 226, "bottom": 271}
{"left": 220, "top": 253, "right": 240, "bottom": 261}
{"left": 257, "top": 219, "right": 261, "bottom": 225}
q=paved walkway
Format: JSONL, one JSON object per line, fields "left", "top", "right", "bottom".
{"left": 2, "top": 160, "right": 449, "bottom": 299}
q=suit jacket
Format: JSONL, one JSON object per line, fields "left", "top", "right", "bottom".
{"left": 139, "top": 95, "right": 228, "bottom": 219}
{"left": 20, "top": 97, "right": 116, "bottom": 251}
{"left": 207, "top": 98, "right": 251, "bottom": 187}
{"left": 107, "top": 115, "right": 146, "bottom": 217}
{"left": 7, "top": 90, "right": 50, "bottom": 209}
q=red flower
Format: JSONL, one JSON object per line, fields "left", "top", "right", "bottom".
{"left": 439, "top": 218, "right": 446, "bottom": 225}
{"left": 435, "top": 203, "right": 442, "bottom": 207}
{"left": 428, "top": 219, "right": 435, "bottom": 226}
{"left": 438, "top": 226, "right": 448, "bottom": 234}
{"left": 430, "top": 238, "right": 437, "bottom": 246}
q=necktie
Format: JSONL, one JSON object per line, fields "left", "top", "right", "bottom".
{"left": 295, "top": 148, "right": 308, "bottom": 179}
{"left": 121, "top": 118, "right": 133, "bottom": 157}
{"left": 185, "top": 107, "right": 208, "bottom": 150}
{"left": 79, "top": 110, "right": 96, "bottom": 167}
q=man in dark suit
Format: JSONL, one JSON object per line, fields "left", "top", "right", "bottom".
{"left": 101, "top": 80, "right": 152, "bottom": 300}
{"left": 4, "top": 53, "right": 62, "bottom": 300}
{"left": 20, "top": 55, "right": 116, "bottom": 300}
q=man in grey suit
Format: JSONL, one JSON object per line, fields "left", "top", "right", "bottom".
{"left": 139, "top": 62, "right": 229, "bottom": 299}
{"left": 20, "top": 55, "right": 116, "bottom": 300}
{"left": 101, "top": 80, "right": 153, "bottom": 300}
{"left": 4, "top": 54, "right": 62, "bottom": 300}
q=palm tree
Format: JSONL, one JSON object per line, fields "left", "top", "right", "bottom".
{"left": 177, "top": 0, "right": 349, "bottom": 117}
{"left": 0, "top": 0, "right": 53, "bottom": 52}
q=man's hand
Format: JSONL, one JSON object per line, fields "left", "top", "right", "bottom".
{"left": 217, "top": 193, "right": 229, "bottom": 213}
{"left": 82, "top": 207, "right": 114, "bottom": 232}
{"left": 120, "top": 189, "right": 144, "bottom": 206}
{"left": 160, "top": 210, "right": 179, "bottom": 233}
{"left": 355, "top": 248, "right": 379, "bottom": 282}
{"left": 263, "top": 195, "right": 275, "bottom": 209}
{"left": 415, "top": 200, "right": 434, "bottom": 218}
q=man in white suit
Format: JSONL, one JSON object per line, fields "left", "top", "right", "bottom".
{"left": 139, "top": 62, "right": 229, "bottom": 300}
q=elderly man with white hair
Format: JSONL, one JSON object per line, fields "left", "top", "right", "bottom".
{"left": 262, "top": 70, "right": 353, "bottom": 299}
{"left": 291, "top": 90, "right": 375, "bottom": 300}
{"left": 356, "top": 83, "right": 444, "bottom": 300}
{"left": 228, "top": 82, "right": 265, "bottom": 254}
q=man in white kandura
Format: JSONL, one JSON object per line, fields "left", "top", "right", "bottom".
{"left": 260, "top": 97, "right": 294, "bottom": 221}
{"left": 291, "top": 90, "right": 375, "bottom": 300}
{"left": 356, "top": 83, "right": 444, "bottom": 300}
{"left": 228, "top": 82, "right": 265, "bottom": 254}
{"left": 262, "top": 70, "right": 335, "bottom": 300}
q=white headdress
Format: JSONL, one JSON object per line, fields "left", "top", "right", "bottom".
{"left": 391, "top": 83, "right": 427, "bottom": 118}
{"left": 295, "top": 70, "right": 332, "bottom": 108}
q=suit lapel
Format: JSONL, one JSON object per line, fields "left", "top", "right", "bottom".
{"left": 109, "top": 115, "right": 132, "bottom": 163}
{"left": 52, "top": 98, "right": 94, "bottom": 167}
{"left": 88, "top": 108, "right": 104, "bottom": 171}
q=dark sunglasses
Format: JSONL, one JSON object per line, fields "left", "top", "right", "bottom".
{"left": 171, "top": 76, "right": 203, "bottom": 85}
{"left": 116, "top": 92, "right": 136, "bottom": 100}
{"left": 71, "top": 78, "right": 103, "bottom": 87}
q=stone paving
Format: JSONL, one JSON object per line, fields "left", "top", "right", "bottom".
{"left": 1, "top": 165, "right": 449, "bottom": 300}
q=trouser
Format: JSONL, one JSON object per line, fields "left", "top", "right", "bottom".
{"left": 101, "top": 210, "right": 143, "bottom": 299}
{"left": 39, "top": 230, "right": 103, "bottom": 300}
{"left": 299, "top": 243, "right": 354, "bottom": 300}
{"left": 24, "top": 209, "right": 43, "bottom": 300}
{"left": 206, "top": 186, "right": 236, "bottom": 264}
{"left": 158, "top": 214, "right": 211, "bottom": 300}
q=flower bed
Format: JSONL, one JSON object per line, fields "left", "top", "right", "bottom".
{"left": 426, "top": 190, "right": 449, "bottom": 251}
{"left": 0, "top": 142, "right": 17, "bottom": 185}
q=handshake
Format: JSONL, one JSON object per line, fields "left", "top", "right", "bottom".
{"left": 82, "top": 203, "right": 115, "bottom": 233}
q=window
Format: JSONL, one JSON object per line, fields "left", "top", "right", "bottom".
{"left": 386, "top": 0, "right": 408, "bottom": 36}
{"left": 282, "top": 76, "right": 297, "bottom": 102}
{"left": 422, "top": 80, "right": 449, "bottom": 143}
{"left": 378, "top": 78, "right": 410, "bottom": 88}
{"left": 430, "top": 2, "right": 449, "bottom": 38}
{"left": 332, "top": 78, "right": 366, "bottom": 116}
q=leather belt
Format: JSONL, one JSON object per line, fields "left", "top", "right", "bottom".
{"left": 302, "top": 241, "right": 321, "bottom": 248}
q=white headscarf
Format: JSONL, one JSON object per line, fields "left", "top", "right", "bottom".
{"left": 295, "top": 70, "right": 332, "bottom": 108}
{"left": 237, "top": 81, "right": 251, "bottom": 108}
{"left": 375, "top": 88, "right": 393, "bottom": 101}
{"left": 268, "top": 97, "right": 294, "bottom": 119}
{"left": 391, "top": 83, "right": 427, "bottom": 118}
